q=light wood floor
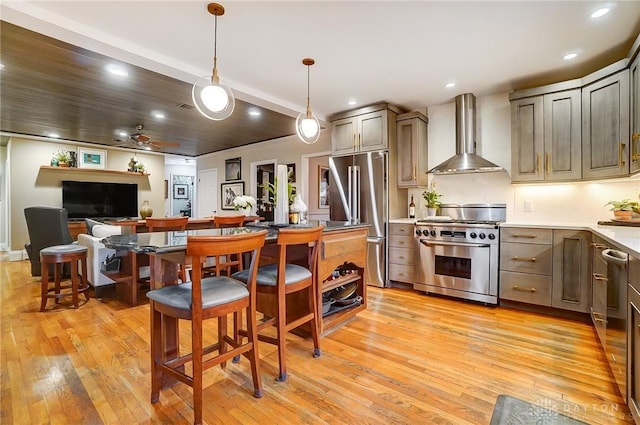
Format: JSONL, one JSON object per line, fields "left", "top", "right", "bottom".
{"left": 0, "top": 258, "right": 634, "bottom": 425}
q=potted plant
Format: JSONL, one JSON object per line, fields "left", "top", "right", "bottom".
{"left": 53, "top": 150, "right": 72, "bottom": 167}
{"left": 605, "top": 198, "right": 640, "bottom": 220}
{"left": 423, "top": 184, "right": 443, "bottom": 216}
{"left": 232, "top": 195, "right": 256, "bottom": 215}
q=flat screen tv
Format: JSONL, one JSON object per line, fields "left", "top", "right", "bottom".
{"left": 62, "top": 180, "right": 138, "bottom": 219}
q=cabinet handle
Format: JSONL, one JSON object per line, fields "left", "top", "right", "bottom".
{"left": 512, "top": 285, "right": 536, "bottom": 293}
{"left": 633, "top": 137, "right": 640, "bottom": 161}
{"left": 413, "top": 164, "right": 417, "bottom": 180}
{"left": 619, "top": 142, "right": 626, "bottom": 167}
{"left": 594, "top": 317, "right": 608, "bottom": 324}
{"left": 353, "top": 134, "right": 357, "bottom": 152}
{"left": 512, "top": 234, "right": 537, "bottom": 238}
{"left": 536, "top": 153, "right": 541, "bottom": 174}
{"left": 512, "top": 256, "right": 536, "bottom": 262}
{"left": 545, "top": 152, "right": 550, "bottom": 174}
{"left": 358, "top": 133, "right": 361, "bottom": 151}
{"left": 591, "top": 243, "right": 608, "bottom": 250}
{"left": 592, "top": 273, "right": 608, "bottom": 282}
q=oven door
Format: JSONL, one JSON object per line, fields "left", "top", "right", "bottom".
{"left": 416, "top": 239, "right": 492, "bottom": 296}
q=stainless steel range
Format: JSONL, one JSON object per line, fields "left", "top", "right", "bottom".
{"left": 414, "top": 204, "right": 506, "bottom": 304}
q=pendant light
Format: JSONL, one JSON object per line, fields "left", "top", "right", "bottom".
{"left": 192, "top": 3, "right": 235, "bottom": 120}
{"left": 295, "top": 58, "right": 320, "bottom": 144}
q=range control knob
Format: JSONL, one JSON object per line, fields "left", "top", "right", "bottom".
{"left": 422, "top": 229, "right": 430, "bottom": 237}
{"left": 430, "top": 230, "right": 437, "bottom": 237}
{"left": 415, "top": 229, "right": 422, "bottom": 236}
{"left": 470, "top": 232, "right": 477, "bottom": 239}
{"left": 488, "top": 233, "right": 496, "bottom": 240}
{"left": 479, "top": 233, "right": 486, "bottom": 239}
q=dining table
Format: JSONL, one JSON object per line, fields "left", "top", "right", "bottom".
{"left": 101, "top": 220, "right": 370, "bottom": 362}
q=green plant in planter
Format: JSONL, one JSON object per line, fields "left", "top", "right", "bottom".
{"left": 605, "top": 199, "right": 640, "bottom": 212}
{"left": 422, "top": 184, "right": 443, "bottom": 208}
{"left": 260, "top": 180, "right": 296, "bottom": 206}
{"left": 53, "top": 150, "right": 71, "bottom": 165}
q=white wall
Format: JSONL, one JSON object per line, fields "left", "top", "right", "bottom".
{"left": 408, "top": 92, "right": 640, "bottom": 223}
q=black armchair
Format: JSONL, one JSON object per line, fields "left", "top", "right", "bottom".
{"left": 24, "top": 206, "right": 74, "bottom": 276}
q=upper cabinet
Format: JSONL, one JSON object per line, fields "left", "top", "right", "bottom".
{"left": 510, "top": 86, "right": 581, "bottom": 182}
{"left": 631, "top": 52, "right": 640, "bottom": 174}
{"left": 396, "top": 111, "right": 428, "bottom": 187}
{"left": 329, "top": 103, "right": 401, "bottom": 156}
{"left": 582, "top": 68, "right": 630, "bottom": 179}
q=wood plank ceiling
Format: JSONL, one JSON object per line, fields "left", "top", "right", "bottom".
{"left": 0, "top": 21, "right": 297, "bottom": 157}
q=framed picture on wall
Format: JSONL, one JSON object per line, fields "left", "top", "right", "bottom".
{"left": 77, "top": 147, "right": 106, "bottom": 169}
{"left": 173, "top": 183, "right": 188, "bottom": 199}
{"left": 318, "top": 166, "right": 330, "bottom": 208}
{"left": 287, "top": 163, "right": 296, "bottom": 183}
{"left": 221, "top": 181, "right": 244, "bottom": 210}
{"left": 225, "top": 157, "right": 242, "bottom": 181}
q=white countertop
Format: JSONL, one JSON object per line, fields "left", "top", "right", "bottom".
{"left": 391, "top": 218, "right": 640, "bottom": 258}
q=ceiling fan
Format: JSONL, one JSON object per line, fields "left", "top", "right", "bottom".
{"left": 114, "top": 124, "right": 180, "bottom": 150}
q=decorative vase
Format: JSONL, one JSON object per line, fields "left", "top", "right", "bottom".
{"left": 240, "top": 207, "right": 251, "bottom": 216}
{"left": 140, "top": 200, "right": 153, "bottom": 219}
{"left": 58, "top": 161, "right": 69, "bottom": 167}
{"left": 427, "top": 207, "right": 437, "bottom": 217}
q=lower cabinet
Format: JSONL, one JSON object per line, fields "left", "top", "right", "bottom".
{"left": 628, "top": 254, "right": 640, "bottom": 423}
{"left": 499, "top": 226, "right": 590, "bottom": 313}
{"left": 388, "top": 223, "right": 416, "bottom": 284}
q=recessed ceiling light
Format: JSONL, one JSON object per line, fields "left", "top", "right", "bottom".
{"left": 591, "top": 7, "right": 610, "bottom": 18}
{"left": 248, "top": 109, "right": 261, "bottom": 117}
{"left": 348, "top": 99, "right": 357, "bottom": 106}
{"left": 563, "top": 52, "right": 578, "bottom": 60}
{"left": 106, "top": 64, "right": 128, "bottom": 77}
{"left": 0, "top": 64, "right": 5, "bottom": 70}
{"left": 151, "top": 111, "right": 165, "bottom": 119}
{"left": 118, "top": 131, "right": 128, "bottom": 137}
{"left": 48, "top": 132, "right": 60, "bottom": 138}
{"left": 445, "top": 82, "right": 456, "bottom": 88}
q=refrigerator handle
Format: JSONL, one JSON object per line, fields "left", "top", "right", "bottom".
{"left": 352, "top": 166, "right": 360, "bottom": 223}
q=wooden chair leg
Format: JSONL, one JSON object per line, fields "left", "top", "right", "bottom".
{"left": 40, "top": 262, "right": 49, "bottom": 312}
{"left": 308, "top": 285, "right": 321, "bottom": 357}
{"left": 276, "top": 297, "right": 287, "bottom": 382}
{"left": 192, "top": 321, "right": 203, "bottom": 425}
{"left": 150, "top": 302, "right": 163, "bottom": 404}
{"left": 54, "top": 263, "right": 62, "bottom": 304}
{"left": 218, "top": 316, "right": 227, "bottom": 369}
{"left": 246, "top": 305, "right": 263, "bottom": 398}
{"left": 80, "top": 256, "right": 90, "bottom": 301}
{"left": 70, "top": 258, "right": 79, "bottom": 308}
{"left": 232, "top": 310, "right": 242, "bottom": 363}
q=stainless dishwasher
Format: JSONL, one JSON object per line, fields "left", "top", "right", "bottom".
{"left": 601, "top": 248, "right": 629, "bottom": 402}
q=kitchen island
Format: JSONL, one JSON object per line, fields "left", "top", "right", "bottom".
{"left": 101, "top": 221, "right": 370, "bottom": 334}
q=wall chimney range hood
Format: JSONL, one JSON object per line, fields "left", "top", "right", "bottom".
{"left": 428, "top": 93, "right": 503, "bottom": 174}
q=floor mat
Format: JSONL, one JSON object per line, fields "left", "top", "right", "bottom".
{"left": 490, "top": 395, "right": 589, "bottom": 425}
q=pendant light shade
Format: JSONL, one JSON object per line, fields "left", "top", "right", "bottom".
{"left": 192, "top": 3, "right": 235, "bottom": 121}
{"left": 295, "top": 58, "right": 320, "bottom": 144}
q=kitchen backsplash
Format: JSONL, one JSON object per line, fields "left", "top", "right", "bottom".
{"left": 408, "top": 173, "right": 640, "bottom": 223}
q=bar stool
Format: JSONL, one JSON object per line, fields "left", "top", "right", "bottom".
{"left": 39, "top": 244, "right": 90, "bottom": 311}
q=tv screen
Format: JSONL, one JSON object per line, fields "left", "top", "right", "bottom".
{"left": 62, "top": 181, "right": 138, "bottom": 219}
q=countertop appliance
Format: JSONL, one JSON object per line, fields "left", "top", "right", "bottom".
{"left": 329, "top": 151, "right": 387, "bottom": 287}
{"left": 413, "top": 204, "right": 506, "bottom": 304}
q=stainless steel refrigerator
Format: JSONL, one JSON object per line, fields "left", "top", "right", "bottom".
{"left": 328, "top": 151, "right": 387, "bottom": 287}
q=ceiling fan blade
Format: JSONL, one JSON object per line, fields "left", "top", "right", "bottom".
{"left": 150, "top": 140, "right": 181, "bottom": 147}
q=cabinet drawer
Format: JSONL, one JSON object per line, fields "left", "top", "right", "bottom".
{"left": 388, "top": 247, "right": 414, "bottom": 266}
{"left": 389, "top": 264, "right": 415, "bottom": 283}
{"left": 389, "top": 223, "right": 414, "bottom": 236}
{"left": 500, "top": 271, "right": 552, "bottom": 306}
{"left": 389, "top": 234, "right": 415, "bottom": 249}
{"left": 501, "top": 227, "right": 553, "bottom": 244}
{"left": 500, "top": 242, "right": 552, "bottom": 275}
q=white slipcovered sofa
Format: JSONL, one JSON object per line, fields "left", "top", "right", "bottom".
{"left": 76, "top": 223, "right": 149, "bottom": 296}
